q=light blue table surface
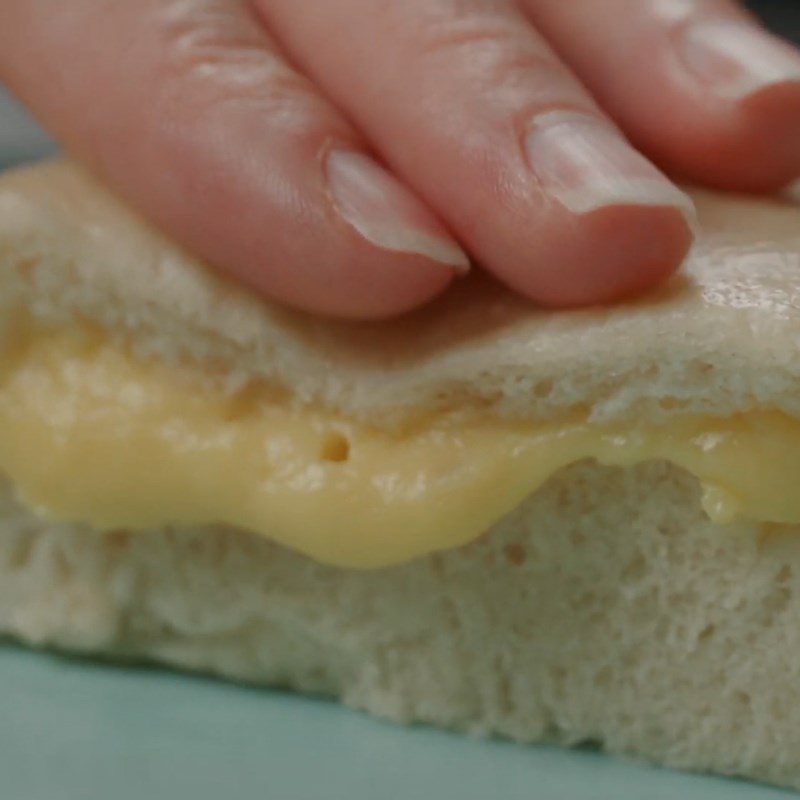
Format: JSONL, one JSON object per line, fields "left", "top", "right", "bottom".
{"left": 0, "top": 84, "right": 797, "bottom": 800}
{"left": 0, "top": 643, "right": 795, "bottom": 800}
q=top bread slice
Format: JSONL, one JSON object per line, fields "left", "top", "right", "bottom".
{"left": 1, "top": 160, "right": 800, "bottom": 428}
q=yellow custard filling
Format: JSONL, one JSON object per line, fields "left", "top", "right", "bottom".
{"left": 0, "top": 329, "right": 796, "bottom": 568}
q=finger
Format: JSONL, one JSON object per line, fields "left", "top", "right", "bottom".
{"left": 524, "top": 0, "right": 800, "bottom": 193}
{"left": 256, "top": 0, "right": 695, "bottom": 307}
{"left": 0, "top": 0, "right": 466, "bottom": 319}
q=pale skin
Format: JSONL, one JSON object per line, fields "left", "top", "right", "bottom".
{"left": 2, "top": 1, "right": 800, "bottom": 319}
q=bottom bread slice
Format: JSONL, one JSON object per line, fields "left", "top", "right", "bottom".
{"left": 0, "top": 459, "right": 799, "bottom": 790}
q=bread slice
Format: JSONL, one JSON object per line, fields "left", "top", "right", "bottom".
{"left": 3, "top": 160, "right": 800, "bottom": 789}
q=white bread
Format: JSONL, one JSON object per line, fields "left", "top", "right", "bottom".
{"left": 2, "top": 161, "right": 800, "bottom": 427}
{"left": 4, "top": 466, "right": 800, "bottom": 790}
{"left": 2, "top": 161, "right": 800, "bottom": 789}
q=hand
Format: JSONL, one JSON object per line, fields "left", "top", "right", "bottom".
{"left": 3, "top": 1, "right": 799, "bottom": 318}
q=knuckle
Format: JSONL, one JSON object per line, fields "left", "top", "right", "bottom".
{"left": 156, "top": 1, "right": 280, "bottom": 91}
{"left": 411, "top": 3, "right": 560, "bottom": 88}
{"left": 151, "top": 0, "right": 338, "bottom": 138}
{"left": 418, "top": 7, "right": 525, "bottom": 56}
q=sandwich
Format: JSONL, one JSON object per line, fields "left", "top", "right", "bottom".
{"left": 1, "top": 159, "right": 800, "bottom": 789}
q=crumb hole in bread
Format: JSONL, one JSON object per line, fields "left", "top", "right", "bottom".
{"left": 106, "top": 530, "right": 132, "bottom": 551}
{"left": 777, "top": 565, "right": 793, "bottom": 584}
{"left": 641, "top": 364, "right": 659, "bottom": 380}
{"left": 689, "top": 359, "right": 714, "bottom": 378}
{"left": 7, "top": 537, "right": 34, "bottom": 570}
{"left": 621, "top": 553, "right": 646, "bottom": 581}
{"left": 763, "top": 586, "right": 791, "bottom": 618}
{"left": 429, "top": 554, "right": 446, "bottom": 578}
{"left": 571, "top": 591, "right": 597, "bottom": 611}
{"left": 656, "top": 522, "right": 677, "bottom": 538}
{"left": 17, "top": 258, "right": 39, "bottom": 276}
{"left": 53, "top": 550, "right": 71, "bottom": 582}
{"left": 698, "top": 624, "right": 716, "bottom": 642}
{"left": 320, "top": 433, "right": 351, "bottom": 463}
{"left": 223, "top": 384, "right": 263, "bottom": 422}
{"left": 533, "top": 379, "right": 554, "bottom": 399}
{"left": 593, "top": 666, "right": 613, "bottom": 688}
{"left": 504, "top": 543, "right": 526, "bottom": 566}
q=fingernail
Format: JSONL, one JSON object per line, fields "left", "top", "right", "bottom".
{"left": 525, "top": 111, "right": 696, "bottom": 220}
{"left": 678, "top": 19, "right": 800, "bottom": 100}
{"left": 326, "top": 149, "right": 469, "bottom": 271}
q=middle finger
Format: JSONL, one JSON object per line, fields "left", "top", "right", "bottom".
{"left": 256, "top": 0, "right": 695, "bottom": 306}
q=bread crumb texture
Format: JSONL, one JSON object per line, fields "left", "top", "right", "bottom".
{"left": 1, "top": 461, "right": 800, "bottom": 790}
{"left": 3, "top": 162, "right": 800, "bottom": 427}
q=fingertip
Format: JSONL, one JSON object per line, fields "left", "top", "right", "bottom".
{"left": 505, "top": 204, "right": 693, "bottom": 308}
{"left": 329, "top": 255, "right": 458, "bottom": 320}
{"left": 249, "top": 247, "right": 458, "bottom": 320}
{"left": 579, "top": 204, "right": 693, "bottom": 305}
{"left": 526, "top": 1, "right": 800, "bottom": 197}
{"left": 719, "top": 81, "right": 800, "bottom": 192}
{"left": 651, "top": 85, "right": 800, "bottom": 194}
{"left": 642, "top": 17, "right": 800, "bottom": 193}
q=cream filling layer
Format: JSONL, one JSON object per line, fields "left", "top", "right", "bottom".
{"left": 0, "top": 330, "right": 795, "bottom": 568}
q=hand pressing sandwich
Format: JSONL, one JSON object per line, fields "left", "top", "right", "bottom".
{"left": 3, "top": 0, "right": 800, "bottom": 318}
